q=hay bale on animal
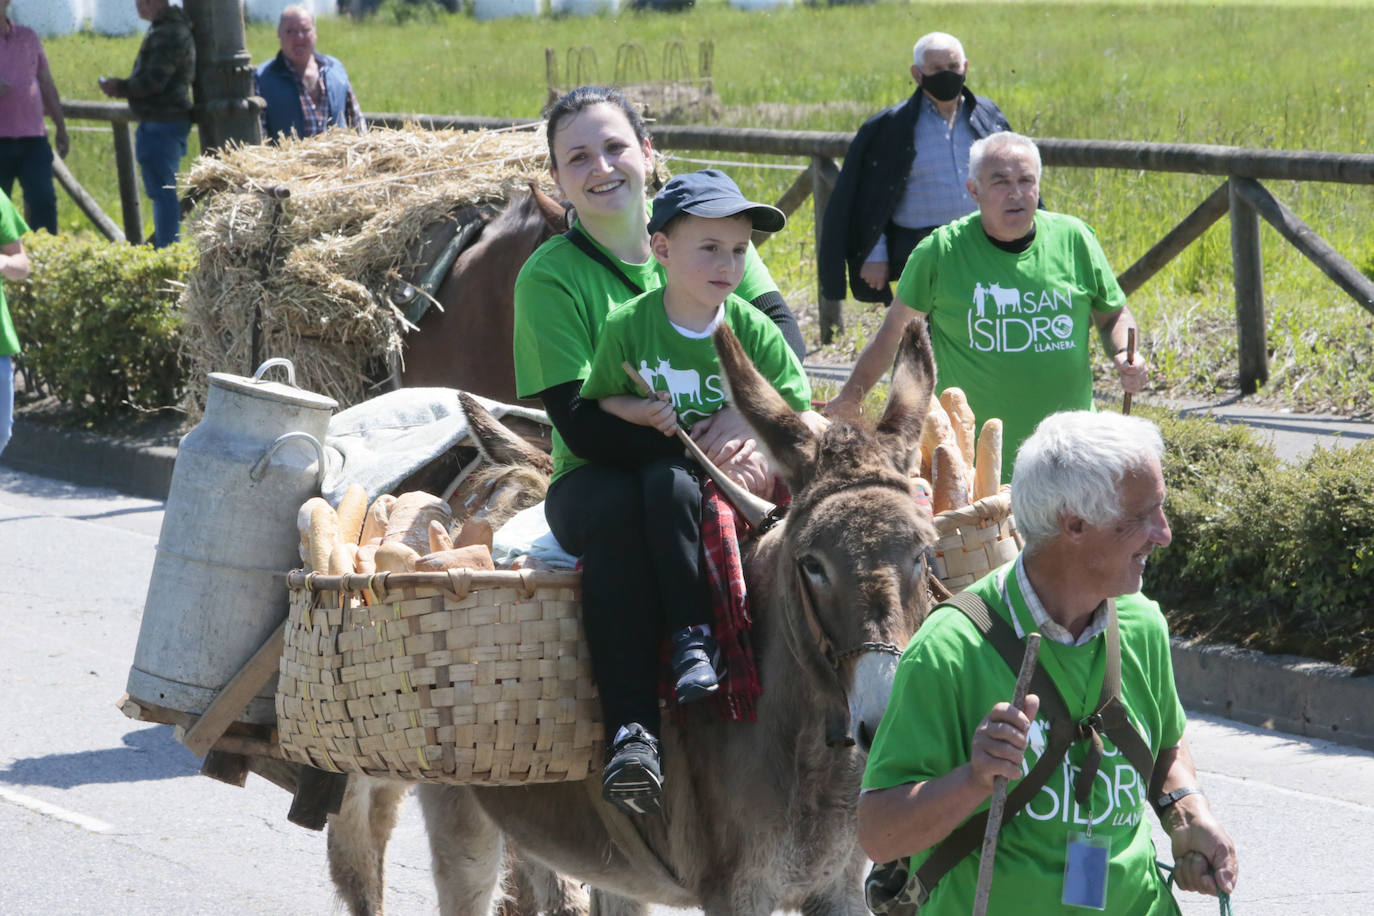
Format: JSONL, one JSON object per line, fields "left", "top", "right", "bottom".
{"left": 178, "top": 126, "right": 562, "bottom": 413}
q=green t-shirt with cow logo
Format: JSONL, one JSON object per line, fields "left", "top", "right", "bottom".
{"left": 894, "top": 210, "right": 1125, "bottom": 482}
{"left": 580, "top": 288, "right": 810, "bottom": 434}
{"left": 863, "top": 559, "right": 1186, "bottom": 916}
{"left": 512, "top": 218, "right": 779, "bottom": 482}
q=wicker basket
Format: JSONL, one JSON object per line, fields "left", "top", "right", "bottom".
{"left": 931, "top": 487, "right": 1022, "bottom": 592}
{"left": 276, "top": 568, "right": 603, "bottom": 785}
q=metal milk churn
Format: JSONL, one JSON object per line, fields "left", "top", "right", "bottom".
{"left": 126, "top": 359, "right": 337, "bottom": 724}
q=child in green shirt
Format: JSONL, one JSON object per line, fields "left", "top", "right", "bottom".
{"left": 579, "top": 169, "right": 814, "bottom": 813}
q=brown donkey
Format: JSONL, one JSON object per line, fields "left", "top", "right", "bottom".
{"left": 332, "top": 318, "right": 940, "bottom": 915}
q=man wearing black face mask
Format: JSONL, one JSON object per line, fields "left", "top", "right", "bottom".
{"left": 820, "top": 32, "right": 1011, "bottom": 304}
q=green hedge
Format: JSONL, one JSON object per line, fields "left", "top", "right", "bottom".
{"left": 1146, "top": 408, "right": 1374, "bottom": 671}
{"left": 10, "top": 234, "right": 195, "bottom": 420}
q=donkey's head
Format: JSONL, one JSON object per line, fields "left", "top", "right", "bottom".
{"left": 715, "top": 318, "right": 938, "bottom": 752}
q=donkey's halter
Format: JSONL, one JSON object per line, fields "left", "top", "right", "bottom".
{"left": 793, "top": 558, "right": 916, "bottom": 674}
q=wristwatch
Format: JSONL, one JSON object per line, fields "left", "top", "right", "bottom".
{"left": 1155, "top": 786, "right": 1204, "bottom": 808}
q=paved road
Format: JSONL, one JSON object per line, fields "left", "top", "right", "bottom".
{"left": 2, "top": 466, "right": 1372, "bottom": 914}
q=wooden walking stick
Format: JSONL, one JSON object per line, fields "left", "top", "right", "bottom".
{"left": 1122, "top": 327, "right": 1137, "bottom": 416}
{"left": 972, "top": 633, "right": 1041, "bottom": 916}
{"left": 620, "top": 361, "right": 778, "bottom": 528}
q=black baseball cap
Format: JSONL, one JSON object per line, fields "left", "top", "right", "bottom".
{"left": 647, "top": 169, "right": 787, "bottom": 235}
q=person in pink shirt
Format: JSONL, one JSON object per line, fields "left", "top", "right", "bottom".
{"left": 0, "top": 0, "right": 69, "bottom": 236}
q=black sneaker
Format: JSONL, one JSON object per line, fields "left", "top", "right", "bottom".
{"left": 602, "top": 723, "right": 662, "bottom": 816}
{"left": 670, "top": 626, "right": 724, "bottom": 704}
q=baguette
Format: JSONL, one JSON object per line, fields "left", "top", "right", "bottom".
{"left": 931, "top": 443, "right": 971, "bottom": 515}
{"left": 360, "top": 494, "right": 396, "bottom": 547}
{"left": 919, "top": 403, "right": 955, "bottom": 481}
{"left": 414, "top": 544, "right": 496, "bottom": 572}
{"left": 327, "top": 541, "right": 355, "bottom": 576}
{"left": 939, "top": 387, "right": 977, "bottom": 469}
{"left": 355, "top": 543, "right": 379, "bottom": 576}
{"left": 335, "top": 483, "right": 369, "bottom": 546}
{"left": 297, "top": 497, "right": 331, "bottom": 563}
{"left": 972, "top": 418, "right": 1004, "bottom": 502}
{"left": 306, "top": 501, "right": 339, "bottom": 573}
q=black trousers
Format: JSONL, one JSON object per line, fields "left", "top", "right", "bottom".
{"left": 545, "top": 455, "right": 710, "bottom": 744}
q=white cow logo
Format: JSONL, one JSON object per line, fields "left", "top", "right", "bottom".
{"left": 656, "top": 358, "right": 702, "bottom": 408}
{"left": 987, "top": 282, "right": 1021, "bottom": 315}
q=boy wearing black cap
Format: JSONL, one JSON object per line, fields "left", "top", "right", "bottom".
{"left": 579, "top": 170, "right": 815, "bottom": 813}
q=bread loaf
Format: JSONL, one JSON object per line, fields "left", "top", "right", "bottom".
{"left": 414, "top": 544, "right": 496, "bottom": 572}
{"left": 360, "top": 494, "right": 396, "bottom": 547}
{"left": 297, "top": 497, "right": 331, "bottom": 563}
{"left": 939, "top": 387, "right": 977, "bottom": 468}
{"left": 931, "top": 443, "right": 971, "bottom": 515}
{"left": 335, "top": 484, "right": 369, "bottom": 546}
{"left": 383, "top": 492, "right": 453, "bottom": 557}
{"left": 973, "top": 418, "right": 1004, "bottom": 502}
{"left": 307, "top": 502, "right": 339, "bottom": 573}
{"left": 428, "top": 519, "right": 454, "bottom": 554}
{"left": 355, "top": 543, "right": 378, "bottom": 576}
{"left": 454, "top": 517, "right": 494, "bottom": 551}
{"left": 374, "top": 541, "right": 419, "bottom": 573}
{"left": 327, "top": 541, "right": 354, "bottom": 576}
{"left": 920, "top": 403, "right": 955, "bottom": 481}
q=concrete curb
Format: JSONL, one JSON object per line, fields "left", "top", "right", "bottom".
{"left": 2, "top": 417, "right": 177, "bottom": 501}
{"left": 5, "top": 417, "right": 1372, "bottom": 753}
{"left": 1172, "top": 639, "right": 1374, "bottom": 751}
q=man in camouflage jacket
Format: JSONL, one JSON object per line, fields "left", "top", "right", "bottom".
{"left": 98, "top": 0, "right": 195, "bottom": 248}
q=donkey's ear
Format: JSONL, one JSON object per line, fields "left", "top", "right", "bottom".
{"left": 714, "top": 324, "right": 817, "bottom": 493}
{"left": 874, "top": 316, "right": 935, "bottom": 470}
{"left": 459, "top": 392, "right": 554, "bottom": 477}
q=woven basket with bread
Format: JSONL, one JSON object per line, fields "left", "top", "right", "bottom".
{"left": 276, "top": 485, "right": 603, "bottom": 785}
{"left": 912, "top": 388, "right": 1023, "bottom": 592}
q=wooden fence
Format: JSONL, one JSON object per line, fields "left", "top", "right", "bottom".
{"left": 60, "top": 101, "right": 1374, "bottom": 393}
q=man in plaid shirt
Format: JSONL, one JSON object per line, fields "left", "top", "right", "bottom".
{"left": 97, "top": 0, "right": 195, "bottom": 248}
{"left": 256, "top": 5, "right": 365, "bottom": 142}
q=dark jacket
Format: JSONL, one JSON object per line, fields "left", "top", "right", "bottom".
{"left": 819, "top": 88, "right": 1009, "bottom": 303}
{"left": 256, "top": 52, "right": 353, "bottom": 140}
{"left": 120, "top": 6, "right": 195, "bottom": 121}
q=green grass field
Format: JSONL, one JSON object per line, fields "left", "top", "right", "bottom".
{"left": 28, "top": 0, "right": 1374, "bottom": 415}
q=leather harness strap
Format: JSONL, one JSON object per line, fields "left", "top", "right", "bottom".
{"left": 904, "top": 590, "right": 1158, "bottom": 906}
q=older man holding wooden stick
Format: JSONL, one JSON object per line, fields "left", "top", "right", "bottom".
{"left": 858, "top": 410, "right": 1237, "bottom": 915}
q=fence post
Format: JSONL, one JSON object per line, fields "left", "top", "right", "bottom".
{"left": 1228, "top": 180, "right": 1267, "bottom": 394}
{"left": 112, "top": 120, "right": 144, "bottom": 245}
{"left": 811, "top": 155, "right": 842, "bottom": 344}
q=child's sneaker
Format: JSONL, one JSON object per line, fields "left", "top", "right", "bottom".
{"left": 602, "top": 723, "right": 662, "bottom": 816}
{"left": 670, "top": 626, "right": 724, "bottom": 704}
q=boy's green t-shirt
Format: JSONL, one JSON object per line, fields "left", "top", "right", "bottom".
{"left": 863, "top": 560, "right": 1186, "bottom": 916}
{"left": 581, "top": 289, "right": 811, "bottom": 435}
{"left": 512, "top": 219, "right": 779, "bottom": 482}
{"left": 0, "top": 195, "right": 29, "bottom": 356}
{"left": 894, "top": 210, "right": 1125, "bottom": 482}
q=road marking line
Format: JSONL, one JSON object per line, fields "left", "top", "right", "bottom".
{"left": 0, "top": 786, "right": 112, "bottom": 833}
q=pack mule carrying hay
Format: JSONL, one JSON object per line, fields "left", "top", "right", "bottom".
{"left": 178, "top": 126, "right": 557, "bottom": 412}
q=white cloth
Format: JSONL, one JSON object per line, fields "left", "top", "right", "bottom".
{"left": 491, "top": 500, "right": 579, "bottom": 569}
{"left": 320, "top": 387, "right": 546, "bottom": 504}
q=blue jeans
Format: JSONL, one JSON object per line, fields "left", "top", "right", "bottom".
{"left": 135, "top": 120, "right": 191, "bottom": 248}
{"left": 1, "top": 355, "right": 13, "bottom": 457}
{"left": 0, "top": 137, "right": 59, "bottom": 236}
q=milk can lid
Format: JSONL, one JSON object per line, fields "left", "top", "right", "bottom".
{"left": 207, "top": 371, "right": 340, "bottom": 411}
